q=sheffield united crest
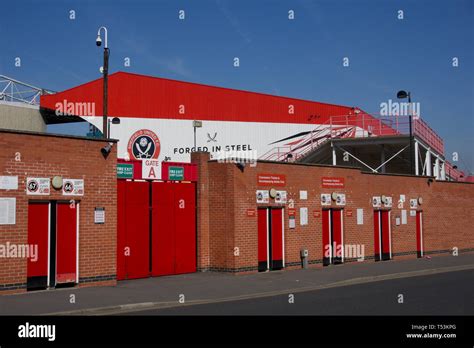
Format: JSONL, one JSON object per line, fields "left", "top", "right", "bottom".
{"left": 127, "top": 129, "right": 161, "bottom": 160}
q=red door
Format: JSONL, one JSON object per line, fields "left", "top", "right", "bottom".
{"left": 117, "top": 181, "right": 150, "bottom": 280}
{"left": 374, "top": 210, "right": 392, "bottom": 261}
{"left": 322, "top": 209, "right": 331, "bottom": 266}
{"left": 332, "top": 209, "right": 343, "bottom": 263}
{"left": 56, "top": 202, "right": 78, "bottom": 284}
{"left": 258, "top": 208, "right": 268, "bottom": 271}
{"left": 416, "top": 211, "right": 423, "bottom": 258}
{"left": 373, "top": 211, "right": 381, "bottom": 261}
{"left": 270, "top": 208, "right": 284, "bottom": 270}
{"left": 27, "top": 202, "right": 49, "bottom": 289}
{"left": 381, "top": 210, "right": 391, "bottom": 260}
{"left": 151, "top": 182, "right": 196, "bottom": 276}
{"left": 173, "top": 183, "right": 196, "bottom": 274}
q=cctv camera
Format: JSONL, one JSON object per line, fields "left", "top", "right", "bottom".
{"left": 101, "top": 143, "right": 113, "bottom": 157}
{"left": 96, "top": 36, "right": 102, "bottom": 46}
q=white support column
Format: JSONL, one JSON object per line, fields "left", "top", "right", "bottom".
{"left": 426, "top": 149, "right": 432, "bottom": 176}
{"left": 441, "top": 161, "right": 446, "bottom": 180}
{"left": 414, "top": 140, "right": 419, "bottom": 175}
{"left": 434, "top": 156, "right": 440, "bottom": 179}
{"left": 332, "top": 142, "right": 336, "bottom": 166}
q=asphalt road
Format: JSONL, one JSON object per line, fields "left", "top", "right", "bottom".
{"left": 124, "top": 269, "right": 474, "bottom": 315}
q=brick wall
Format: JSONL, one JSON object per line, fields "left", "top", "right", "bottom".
{"left": 0, "top": 130, "right": 117, "bottom": 293}
{"left": 193, "top": 152, "right": 474, "bottom": 273}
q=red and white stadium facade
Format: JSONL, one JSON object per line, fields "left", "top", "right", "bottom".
{"left": 40, "top": 72, "right": 395, "bottom": 164}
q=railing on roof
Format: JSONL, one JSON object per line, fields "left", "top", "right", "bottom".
{"left": 259, "top": 113, "right": 445, "bottom": 162}
{"left": 0, "top": 75, "right": 54, "bottom": 106}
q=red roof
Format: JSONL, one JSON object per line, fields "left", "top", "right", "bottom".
{"left": 40, "top": 71, "right": 357, "bottom": 124}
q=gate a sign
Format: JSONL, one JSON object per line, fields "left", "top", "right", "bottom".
{"left": 142, "top": 159, "right": 161, "bottom": 180}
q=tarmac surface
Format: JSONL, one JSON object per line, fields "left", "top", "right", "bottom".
{"left": 0, "top": 253, "right": 472, "bottom": 315}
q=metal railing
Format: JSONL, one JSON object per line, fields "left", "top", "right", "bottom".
{"left": 0, "top": 75, "right": 53, "bottom": 105}
{"left": 260, "top": 113, "right": 445, "bottom": 162}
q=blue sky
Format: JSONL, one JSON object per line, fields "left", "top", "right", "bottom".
{"left": 1, "top": 0, "right": 473, "bottom": 172}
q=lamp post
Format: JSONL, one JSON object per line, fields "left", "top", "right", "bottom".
{"left": 397, "top": 90, "right": 414, "bottom": 175}
{"left": 96, "top": 26, "right": 109, "bottom": 138}
{"left": 108, "top": 117, "right": 121, "bottom": 138}
{"left": 192, "top": 120, "right": 202, "bottom": 150}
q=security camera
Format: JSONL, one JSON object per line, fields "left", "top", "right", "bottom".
{"left": 101, "top": 143, "right": 114, "bottom": 157}
{"left": 96, "top": 35, "right": 102, "bottom": 46}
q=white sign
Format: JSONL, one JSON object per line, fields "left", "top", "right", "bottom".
{"left": 410, "top": 199, "right": 418, "bottom": 209}
{"left": 142, "top": 159, "right": 161, "bottom": 180}
{"left": 275, "top": 190, "right": 287, "bottom": 204}
{"left": 0, "top": 176, "right": 18, "bottom": 190}
{"left": 321, "top": 193, "right": 331, "bottom": 206}
{"left": 401, "top": 210, "right": 407, "bottom": 224}
{"left": 357, "top": 208, "right": 364, "bottom": 225}
{"left": 94, "top": 207, "right": 105, "bottom": 224}
{"left": 0, "top": 198, "right": 16, "bottom": 225}
{"left": 410, "top": 210, "right": 417, "bottom": 217}
{"left": 300, "top": 207, "right": 308, "bottom": 226}
{"left": 289, "top": 216, "right": 296, "bottom": 229}
{"left": 62, "top": 179, "right": 84, "bottom": 196}
{"left": 383, "top": 196, "right": 393, "bottom": 208}
{"left": 399, "top": 194, "right": 406, "bottom": 203}
{"left": 256, "top": 190, "right": 269, "bottom": 204}
{"left": 396, "top": 217, "right": 401, "bottom": 226}
{"left": 299, "top": 190, "right": 307, "bottom": 200}
{"left": 335, "top": 193, "right": 346, "bottom": 206}
{"left": 26, "top": 178, "right": 50, "bottom": 195}
{"left": 372, "top": 196, "right": 381, "bottom": 208}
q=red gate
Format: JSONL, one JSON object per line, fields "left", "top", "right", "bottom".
{"left": 257, "top": 207, "right": 284, "bottom": 271}
{"left": 374, "top": 210, "right": 392, "bottom": 261}
{"left": 117, "top": 180, "right": 196, "bottom": 280}
{"left": 56, "top": 202, "right": 78, "bottom": 284}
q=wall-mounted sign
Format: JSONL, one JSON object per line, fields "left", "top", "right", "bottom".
{"left": 321, "top": 177, "right": 345, "bottom": 188}
{"left": 246, "top": 209, "right": 256, "bottom": 217}
{"left": 356, "top": 209, "right": 364, "bottom": 225}
{"left": 289, "top": 216, "right": 296, "bottom": 229}
{"left": 256, "top": 190, "right": 269, "bottom": 203}
{"left": 0, "top": 198, "right": 16, "bottom": 225}
{"left": 0, "top": 176, "right": 18, "bottom": 190}
{"left": 335, "top": 193, "right": 346, "bottom": 206}
{"left": 288, "top": 209, "right": 296, "bottom": 216}
{"left": 299, "top": 190, "right": 307, "bottom": 200}
{"left": 142, "top": 159, "right": 161, "bottom": 180}
{"left": 346, "top": 209, "right": 353, "bottom": 217}
{"left": 372, "top": 196, "right": 381, "bottom": 208}
{"left": 410, "top": 210, "right": 417, "bottom": 217}
{"left": 94, "top": 207, "right": 105, "bottom": 224}
{"left": 300, "top": 207, "right": 308, "bottom": 226}
{"left": 401, "top": 210, "right": 407, "bottom": 224}
{"left": 62, "top": 179, "right": 84, "bottom": 196}
{"left": 321, "top": 193, "right": 331, "bottom": 206}
{"left": 26, "top": 178, "right": 50, "bottom": 195}
{"left": 275, "top": 190, "right": 287, "bottom": 204}
{"left": 383, "top": 196, "right": 392, "bottom": 208}
{"left": 117, "top": 163, "right": 134, "bottom": 179}
{"left": 257, "top": 174, "right": 286, "bottom": 187}
{"left": 410, "top": 199, "right": 418, "bottom": 209}
{"left": 169, "top": 166, "right": 184, "bottom": 181}
{"left": 313, "top": 210, "right": 321, "bottom": 218}
{"left": 127, "top": 129, "right": 161, "bottom": 160}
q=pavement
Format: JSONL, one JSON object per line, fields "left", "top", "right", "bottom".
{"left": 0, "top": 253, "right": 473, "bottom": 315}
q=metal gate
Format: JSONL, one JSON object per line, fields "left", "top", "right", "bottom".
{"left": 117, "top": 180, "right": 196, "bottom": 280}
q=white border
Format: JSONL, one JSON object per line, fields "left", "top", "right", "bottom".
{"left": 76, "top": 202, "right": 80, "bottom": 284}
{"left": 419, "top": 211, "right": 424, "bottom": 257}
{"left": 266, "top": 209, "right": 270, "bottom": 270}
{"left": 388, "top": 210, "right": 392, "bottom": 259}
{"left": 378, "top": 211, "right": 382, "bottom": 260}
{"left": 328, "top": 209, "right": 332, "bottom": 264}
{"left": 282, "top": 208, "right": 285, "bottom": 268}
{"left": 47, "top": 202, "right": 51, "bottom": 287}
{"left": 340, "top": 210, "right": 345, "bottom": 262}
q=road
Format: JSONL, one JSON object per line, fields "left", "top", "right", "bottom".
{"left": 125, "top": 269, "right": 474, "bottom": 315}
